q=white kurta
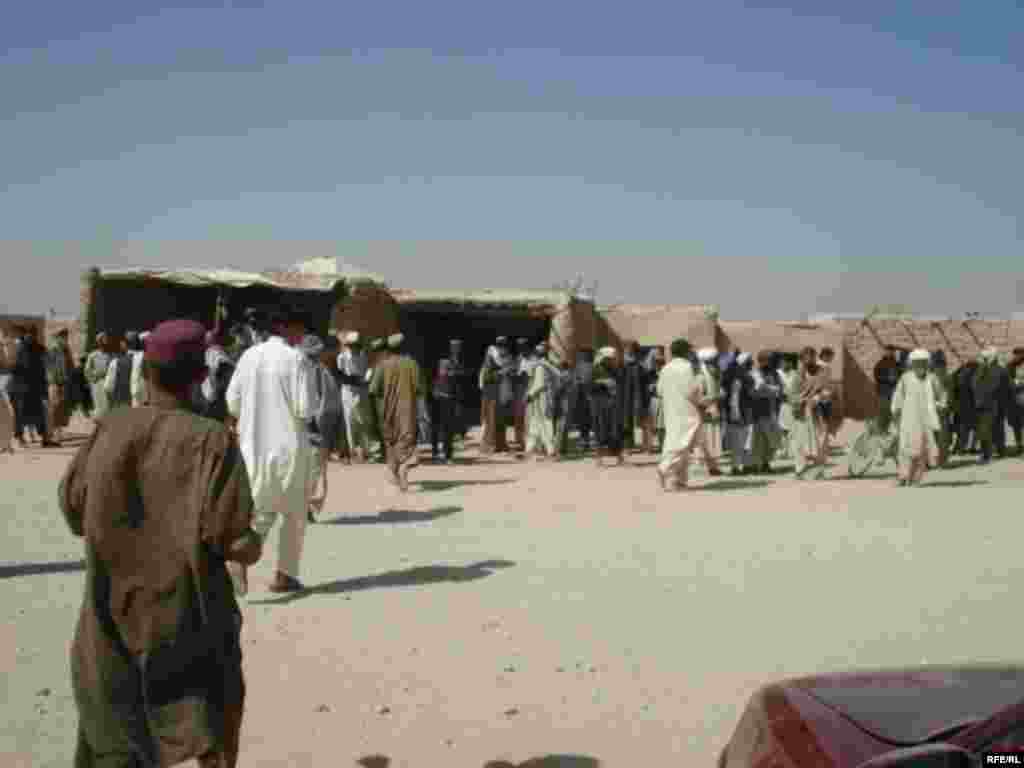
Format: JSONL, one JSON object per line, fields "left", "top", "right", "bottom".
{"left": 525, "top": 360, "right": 558, "bottom": 456}
{"left": 84, "top": 349, "right": 111, "bottom": 419}
{"left": 892, "top": 370, "right": 940, "bottom": 464}
{"left": 227, "top": 336, "right": 316, "bottom": 577}
{"left": 337, "top": 347, "right": 370, "bottom": 452}
{"left": 657, "top": 358, "right": 703, "bottom": 478}
{"left": 129, "top": 350, "right": 147, "bottom": 407}
{"left": 777, "top": 369, "right": 797, "bottom": 431}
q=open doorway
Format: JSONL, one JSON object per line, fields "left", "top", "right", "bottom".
{"left": 397, "top": 305, "right": 551, "bottom": 425}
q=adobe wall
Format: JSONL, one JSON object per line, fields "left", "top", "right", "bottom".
{"left": 330, "top": 282, "right": 402, "bottom": 344}
{"left": 840, "top": 317, "right": 1024, "bottom": 420}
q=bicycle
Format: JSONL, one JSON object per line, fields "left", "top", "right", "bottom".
{"left": 847, "top": 417, "right": 900, "bottom": 477}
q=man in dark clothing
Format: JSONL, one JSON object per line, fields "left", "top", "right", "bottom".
{"left": 954, "top": 360, "right": 979, "bottom": 454}
{"left": 1007, "top": 348, "right": 1024, "bottom": 455}
{"left": 431, "top": 342, "right": 464, "bottom": 463}
{"left": 573, "top": 348, "right": 595, "bottom": 452}
{"left": 873, "top": 346, "right": 901, "bottom": 433}
{"left": 59, "top": 319, "right": 263, "bottom": 768}
{"left": 620, "top": 340, "right": 650, "bottom": 452}
{"left": 973, "top": 350, "right": 1003, "bottom": 463}
{"left": 12, "top": 325, "right": 56, "bottom": 446}
{"left": 106, "top": 334, "right": 138, "bottom": 409}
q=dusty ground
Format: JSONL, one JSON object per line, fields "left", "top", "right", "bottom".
{"left": 3, "top": 417, "right": 1024, "bottom": 768}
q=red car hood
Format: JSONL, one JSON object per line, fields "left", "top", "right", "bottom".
{"left": 789, "top": 665, "right": 1024, "bottom": 745}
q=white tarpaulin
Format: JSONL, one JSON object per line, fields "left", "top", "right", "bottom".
{"left": 99, "top": 267, "right": 349, "bottom": 292}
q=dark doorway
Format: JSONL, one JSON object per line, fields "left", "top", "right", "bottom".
{"left": 398, "top": 305, "right": 550, "bottom": 424}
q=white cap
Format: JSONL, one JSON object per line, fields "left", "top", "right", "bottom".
{"left": 908, "top": 348, "right": 930, "bottom": 362}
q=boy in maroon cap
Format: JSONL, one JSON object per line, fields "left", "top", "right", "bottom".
{"left": 59, "top": 318, "right": 262, "bottom": 768}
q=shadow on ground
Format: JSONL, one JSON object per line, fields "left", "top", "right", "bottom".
{"left": 250, "top": 560, "right": 515, "bottom": 605}
{"left": 920, "top": 480, "right": 988, "bottom": 488}
{"left": 358, "top": 755, "right": 600, "bottom": 768}
{"left": 692, "top": 479, "right": 773, "bottom": 492}
{"left": 415, "top": 479, "right": 516, "bottom": 493}
{"left": 0, "top": 559, "right": 86, "bottom": 579}
{"left": 318, "top": 506, "right": 462, "bottom": 526}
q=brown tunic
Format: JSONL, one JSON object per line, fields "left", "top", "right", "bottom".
{"left": 59, "top": 400, "right": 258, "bottom": 767}
{"left": 369, "top": 354, "right": 421, "bottom": 467}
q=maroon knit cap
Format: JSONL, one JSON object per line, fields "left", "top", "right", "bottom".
{"left": 144, "top": 319, "right": 207, "bottom": 367}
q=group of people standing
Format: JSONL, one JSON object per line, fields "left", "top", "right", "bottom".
{"left": 874, "top": 344, "right": 1024, "bottom": 486}
{"left": 0, "top": 324, "right": 82, "bottom": 451}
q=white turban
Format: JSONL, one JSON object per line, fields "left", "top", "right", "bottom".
{"left": 908, "top": 348, "right": 930, "bottom": 362}
{"left": 697, "top": 347, "right": 717, "bottom": 362}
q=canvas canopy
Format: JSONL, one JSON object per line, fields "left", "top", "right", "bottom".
{"left": 80, "top": 266, "right": 385, "bottom": 352}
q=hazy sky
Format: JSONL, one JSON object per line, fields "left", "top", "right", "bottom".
{"left": 2, "top": 0, "right": 1021, "bottom": 319}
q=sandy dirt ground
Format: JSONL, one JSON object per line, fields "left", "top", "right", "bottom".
{"left": 3, "top": 416, "right": 1024, "bottom": 768}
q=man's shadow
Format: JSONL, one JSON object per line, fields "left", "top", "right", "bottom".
{"left": 318, "top": 506, "right": 462, "bottom": 526}
{"left": 414, "top": 479, "right": 517, "bottom": 493}
{"left": 0, "top": 559, "right": 85, "bottom": 580}
{"left": 358, "top": 755, "right": 600, "bottom": 768}
{"left": 250, "top": 560, "right": 515, "bottom": 606}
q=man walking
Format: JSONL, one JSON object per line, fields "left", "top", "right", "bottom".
{"left": 892, "top": 348, "right": 943, "bottom": 486}
{"left": 369, "top": 333, "right": 422, "bottom": 490}
{"left": 105, "top": 333, "right": 137, "bottom": 410}
{"left": 525, "top": 342, "right": 559, "bottom": 460}
{"left": 695, "top": 347, "right": 723, "bottom": 475}
{"left": 226, "top": 307, "right": 317, "bottom": 593}
{"left": 431, "top": 343, "right": 463, "bottom": 464}
{"left": 47, "top": 328, "right": 74, "bottom": 442}
{"left": 655, "top": 339, "right": 707, "bottom": 491}
{"left": 12, "top": 325, "right": 55, "bottom": 446}
{"left": 337, "top": 331, "right": 370, "bottom": 462}
{"left": 59, "top": 319, "right": 262, "bottom": 768}
{"left": 84, "top": 333, "right": 113, "bottom": 420}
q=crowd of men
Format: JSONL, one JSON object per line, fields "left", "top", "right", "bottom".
{"left": 0, "top": 304, "right": 1014, "bottom": 767}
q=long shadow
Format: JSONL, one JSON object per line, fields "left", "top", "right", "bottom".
{"left": 692, "top": 479, "right": 773, "bottom": 492}
{"left": 358, "top": 755, "right": 600, "bottom": 768}
{"left": 249, "top": 559, "right": 515, "bottom": 606}
{"left": 415, "top": 479, "right": 516, "bottom": 493}
{"left": 484, "top": 757, "right": 601, "bottom": 768}
{"left": 920, "top": 480, "right": 988, "bottom": 488}
{"left": 0, "top": 559, "right": 85, "bottom": 579}
{"left": 318, "top": 506, "right": 462, "bottom": 526}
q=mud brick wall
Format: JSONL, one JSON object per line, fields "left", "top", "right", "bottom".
{"left": 842, "top": 317, "right": 1024, "bottom": 420}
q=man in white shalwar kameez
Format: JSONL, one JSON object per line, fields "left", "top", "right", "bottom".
{"left": 130, "top": 331, "right": 150, "bottom": 407}
{"left": 891, "top": 348, "right": 943, "bottom": 487}
{"left": 84, "top": 333, "right": 112, "bottom": 420}
{"left": 656, "top": 339, "right": 709, "bottom": 491}
{"left": 525, "top": 342, "right": 559, "bottom": 460}
{"left": 226, "top": 307, "right": 317, "bottom": 594}
{"left": 337, "top": 331, "right": 370, "bottom": 462}
{"left": 695, "top": 347, "right": 723, "bottom": 475}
